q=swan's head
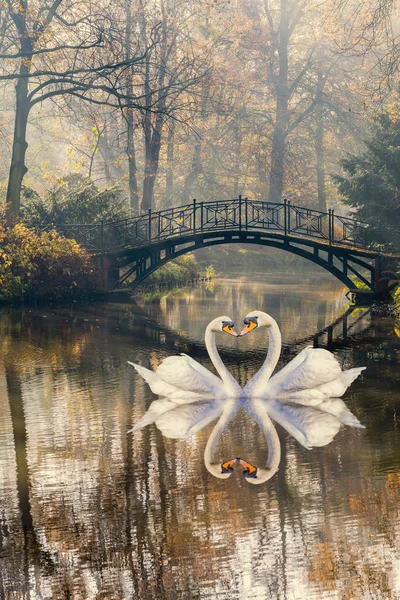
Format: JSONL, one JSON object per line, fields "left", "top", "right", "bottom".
{"left": 208, "top": 458, "right": 258, "bottom": 480}
{"left": 206, "top": 458, "right": 237, "bottom": 479}
{"left": 242, "top": 467, "right": 278, "bottom": 485}
{"left": 240, "top": 310, "right": 274, "bottom": 336}
{"left": 237, "top": 458, "right": 258, "bottom": 479}
{"left": 208, "top": 315, "right": 239, "bottom": 337}
{"left": 237, "top": 458, "right": 279, "bottom": 484}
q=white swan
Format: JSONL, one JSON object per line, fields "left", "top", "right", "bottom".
{"left": 129, "top": 311, "right": 366, "bottom": 484}
{"left": 240, "top": 310, "right": 366, "bottom": 404}
{"left": 129, "top": 391, "right": 358, "bottom": 483}
{"left": 128, "top": 316, "right": 242, "bottom": 402}
{"left": 234, "top": 310, "right": 366, "bottom": 484}
{"left": 239, "top": 396, "right": 358, "bottom": 484}
{"left": 128, "top": 315, "right": 243, "bottom": 478}
{"left": 129, "top": 395, "right": 242, "bottom": 479}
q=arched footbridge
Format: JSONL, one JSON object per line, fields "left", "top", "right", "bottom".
{"left": 61, "top": 198, "right": 400, "bottom": 298}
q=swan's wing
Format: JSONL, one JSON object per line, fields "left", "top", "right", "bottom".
{"left": 128, "top": 398, "right": 178, "bottom": 432}
{"left": 314, "top": 367, "right": 366, "bottom": 399}
{"left": 270, "top": 347, "right": 314, "bottom": 380}
{"left": 313, "top": 397, "right": 365, "bottom": 428}
{"left": 179, "top": 353, "right": 220, "bottom": 379}
{"left": 273, "top": 366, "right": 366, "bottom": 404}
{"left": 244, "top": 347, "right": 314, "bottom": 395}
{"left": 128, "top": 360, "right": 221, "bottom": 402}
{"left": 155, "top": 355, "right": 225, "bottom": 396}
{"left": 266, "top": 349, "right": 342, "bottom": 398}
{"left": 155, "top": 399, "right": 224, "bottom": 439}
{"left": 264, "top": 399, "right": 341, "bottom": 449}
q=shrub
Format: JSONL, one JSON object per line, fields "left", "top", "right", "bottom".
{"left": 146, "top": 254, "right": 200, "bottom": 285}
{"left": 0, "top": 223, "right": 96, "bottom": 302}
{"left": 20, "top": 175, "right": 129, "bottom": 227}
{"left": 350, "top": 275, "right": 370, "bottom": 291}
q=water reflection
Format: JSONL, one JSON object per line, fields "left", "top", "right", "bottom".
{"left": 133, "top": 393, "right": 364, "bottom": 486}
{"left": 0, "top": 276, "right": 399, "bottom": 599}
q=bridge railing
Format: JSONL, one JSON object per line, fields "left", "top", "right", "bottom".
{"left": 58, "top": 198, "right": 400, "bottom": 253}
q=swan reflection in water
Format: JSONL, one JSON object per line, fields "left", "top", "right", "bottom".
{"left": 129, "top": 312, "right": 365, "bottom": 483}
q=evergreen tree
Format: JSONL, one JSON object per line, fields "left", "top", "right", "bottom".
{"left": 333, "top": 112, "right": 400, "bottom": 240}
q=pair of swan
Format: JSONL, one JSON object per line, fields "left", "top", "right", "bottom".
{"left": 129, "top": 311, "right": 365, "bottom": 484}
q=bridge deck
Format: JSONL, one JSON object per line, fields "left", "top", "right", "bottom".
{"left": 59, "top": 198, "right": 400, "bottom": 256}
{"left": 56, "top": 199, "right": 399, "bottom": 295}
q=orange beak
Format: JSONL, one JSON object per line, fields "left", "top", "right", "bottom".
{"left": 238, "top": 458, "right": 258, "bottom": 477}
{"left": 240, "top": 320, "right": 257, "bottom": 336}
{"left": 222, "top": 324, "right": 239, "bottom": 336}
{"left": 221, "top": 458, "right": 237, "bottom": 473}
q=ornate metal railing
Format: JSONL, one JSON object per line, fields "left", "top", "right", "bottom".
{"left": 57, "top": 198, "right": 400, "bottom": 254}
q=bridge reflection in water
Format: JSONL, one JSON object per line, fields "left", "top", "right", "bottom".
{"left": 0, "top": 288, "right": 398, "bottom": 600}
{"left": 135, "top": 305, "right": 372, "bottom": 360}
{"left": 58, "top": 198, "right": 400, "bottom": 296}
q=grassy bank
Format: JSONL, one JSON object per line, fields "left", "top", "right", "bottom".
{"left": 133, "top": 254, "right": 215, "bottom": 294}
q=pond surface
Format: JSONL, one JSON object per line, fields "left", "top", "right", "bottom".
{"left": 0, "top": 275, "right": 399, "bottom": 600}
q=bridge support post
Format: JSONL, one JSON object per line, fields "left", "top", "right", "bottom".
{"left": 107, "top": 263, "right": 120, "bottom": 290}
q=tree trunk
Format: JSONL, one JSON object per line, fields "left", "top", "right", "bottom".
{"left": 141, "top": 3, "right": 169, "bottom": 213}
{"left": 165, "top": 121, "right": 175, "bottom": 207}
{"left": 268, "top": 0, "right": 289, "bottom": 204}
{"left": 316, "top": 114, "right": 326, "bottom": 212}
{"left": 141, "top": 107, "right": 153, "bottom": 212}
{"left": 125, "top": 0, "right": 140, "bottom": 213}
{"left": 181, "top": 84, "right": 208, "bottom": 203}
{"left": 233, "top": 120, "right": 242, "bottom": 198}
{"left": 316, "top": 71, "right": 327, "bottom": 212}
{"left": 268, "top": 124, "right": 286, "bottom": 203}
{"left": 126, "top": 109, "right": 140, "bottom": 213}
{"left": 181, "top": 141, "right": 202, "bottom": 202}
{"left": 98, "top": 123, "right": 120, "bottom": 182}
{"left": 142, "top": 114, "right": 164, "bottom": 212}
{"left": 6, "top": 68, "right": 31, "bottom": 223}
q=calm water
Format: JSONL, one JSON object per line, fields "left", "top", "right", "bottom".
{"left": 0, "top": 276, "right": 399, "bottom": 600}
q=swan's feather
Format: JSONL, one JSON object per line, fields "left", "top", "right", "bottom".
{"left": 155, "top": 354, "right": 225, "bottom": 395}
{"left": 251, "top": 348, "right": 342, "bottom": 398}
{"left": 269, "top": 346, "right": 314, "bottom": 381}
{"left": 128, "top": 361, "right": 211, "bottom": 402}
{"left": 313, "top": 367, "right": 366, "bottom": 399}
{"left": 155, "top": 400, "right": 224, "bottom": 439}
{"left": 128, "top": 398, "right": 179, "bottom": 432}
{"left": 273, "top": 366, "right": 366, "bottom": 403}
{"left": 179, "top": 353, "right": 221, "bottom": 379}
{"left": 263, "top": 399, "right": 342, "bottom": 448}
{"left": 313, "top": 396, "right": 365, "bottom": 428}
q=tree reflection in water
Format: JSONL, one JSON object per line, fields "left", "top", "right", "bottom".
{"left": 0, "top": 277, "right": 399, "bottom": 599}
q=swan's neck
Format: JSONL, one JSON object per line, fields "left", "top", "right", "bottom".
{"left": 246, "top": 399, "right": 281, "bottom": 483}
{"left": 204, "top": 399, "right": 240, "bottom": 475}
{"left": 205, "top": 325, "right": 239, "bottom": 394}
{"left": 249, "top": 321, "right": 282, "bottom": 394}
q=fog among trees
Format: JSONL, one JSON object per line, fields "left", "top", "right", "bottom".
{"left": 1, "top": 0, "right": 400, "bottom": 221}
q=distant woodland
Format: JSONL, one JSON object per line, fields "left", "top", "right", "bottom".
{"left": 1, "top": 0, "right": 400, "bottom": 224}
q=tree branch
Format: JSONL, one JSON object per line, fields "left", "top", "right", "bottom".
{"left": 288, "top": 49, "right": 315, "bottom": 96}
{"left": 286, "top": 98, "right": 318, "bottom": 135}
{"left": 0, "top": 35, "right": 103, "bottom": 59}
{"left": 0, "top": 34, "right": 159, "bottom": 82}
{"left": 34, "top": 0, "right": 64, "bottom": 34}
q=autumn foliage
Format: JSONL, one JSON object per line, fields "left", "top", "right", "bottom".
{"left": 0, "top": 224, "right": 95, "bottom": 302}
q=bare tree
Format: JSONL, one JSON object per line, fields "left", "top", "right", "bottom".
{"left": 0, "top": 0, "right": 159, "bottom": 221}
{"left": 137, "top": 0, "right": 206, "bottom": 212}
